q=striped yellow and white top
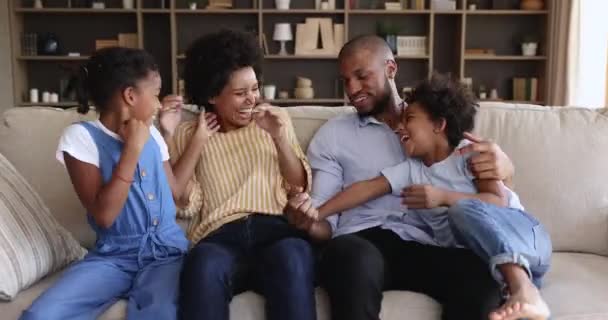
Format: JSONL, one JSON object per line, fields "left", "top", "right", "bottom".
{"left": 171, "top": 108, "right": 312, "bottom": 244}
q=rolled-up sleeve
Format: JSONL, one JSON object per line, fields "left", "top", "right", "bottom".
{"left": 307, "top": 122, "right": 344, "bottom": 233}
{"left": 282, "top": 109, "right": 313, "bottom": 194}
{"left": 380, "top": 161, "right": 411, "bottom": 196}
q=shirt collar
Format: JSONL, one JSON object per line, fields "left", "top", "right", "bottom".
{"left": 358, "top": 115, "right": 383, "bottom": 127}
{"left": 357, "top": 101, "right": 407, "bottom": 128}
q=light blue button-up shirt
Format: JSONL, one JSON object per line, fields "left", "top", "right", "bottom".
{"left": 307, "top": 113, "right": 439, "bottom": 245}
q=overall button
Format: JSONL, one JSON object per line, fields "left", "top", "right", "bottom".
{"left": 141, "top": 170, "right": 147, "bottom": 178}
{"left": 147, "top": 193, "right": 155, "bottom": 201}
{"left": 152, "top": 217, "right": 159, "bottom": 226}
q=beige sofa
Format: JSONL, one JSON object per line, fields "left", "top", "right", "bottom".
{"left": 1, "top": 102, "right": 608, "bottom": 320}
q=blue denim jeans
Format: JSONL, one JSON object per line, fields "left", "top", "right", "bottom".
{"left": 179, "top": 214, "right": 316, "bottom": 320}
{"left": 447, "top": 199, "right": 552, "bottom": 288}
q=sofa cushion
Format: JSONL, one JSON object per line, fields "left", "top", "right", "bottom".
{"left": 0, "top": 153, "right": 86, "bottom": 300}
{"left": 541, "top": 253, "right": 608, "bottom": 320}
{"left": 2, "top": 253, "right": 606, "bottom": 320}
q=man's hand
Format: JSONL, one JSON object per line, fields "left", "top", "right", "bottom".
{"left": 401, "top": 184, "right": 446, "bottom": 209}
{"left": 459, "top": 132, "right": 514, "bottom": 182}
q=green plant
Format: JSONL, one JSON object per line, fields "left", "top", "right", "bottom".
{"left": 376, "top": 21, "right": 401, "bottom": 36}
{"left": 522, "top": 34, "right": 540, "bottom": 44}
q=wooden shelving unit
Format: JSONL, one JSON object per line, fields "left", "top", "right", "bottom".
{"left": 9, "top": 0, "right": 552, "bottom": 108}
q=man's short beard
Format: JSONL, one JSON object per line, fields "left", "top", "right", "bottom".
{"left": 358, "top": 78, "right": 392, "bottom": 117}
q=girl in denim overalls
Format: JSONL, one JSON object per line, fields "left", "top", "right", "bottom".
{"left": 21, "top": 47, "right": 218, "bottom": 320}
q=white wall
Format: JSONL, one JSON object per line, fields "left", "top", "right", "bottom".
{"left": 0, "top": 1, "right": 14, "bottom": 112}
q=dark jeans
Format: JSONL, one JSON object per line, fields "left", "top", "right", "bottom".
{"left": 319, "top": 227, "right": 502, "bottom": 320}
{"left": 179, "top": 214, "right": 316, "bottom": 320}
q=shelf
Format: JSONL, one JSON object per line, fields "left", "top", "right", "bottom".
{"left": 262, "top": 9, "right": 344, "bottom": 14}
{"left": 15, "top": 8, "right": 137, "bottom": 14}
{"left": 18, "top": 102, "right": 79, "bottom": 107}
{"left": 17, "top": 55, "right": 90, "bottom": 61}
{"left": 432, "top": 10, "right": 464, "bottom": 14}
{"left": 465, "top": 10, "right": 548, "bottom": 15}
{"left": 174, "top": 9, "right": 258, "bottom": 14}
{"left": 481, "top": 99, "right": 545, "bottom": 104}
{"left": 9, "top": 0, "right": 551, "bottom": 108}
{"left": 465, "top": 55, "right": 547, "bottom": 61}
{"left": 141, "top": 9, "right": 171, "bottom": 13}
{"left": 270, "top": 99, "right": 345, "bottom": 104}
{"left": 396, "top": 55, "right": 430, "bottom": 60}
{"left": 265, "top": 54, "right": 338, "bottom": 59}
{"left": 349, "top": 9, "right": 431, "bottom": 14}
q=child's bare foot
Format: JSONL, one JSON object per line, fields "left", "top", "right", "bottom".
{"left": 489, "top": 281, "right": 550, "bottom": 320}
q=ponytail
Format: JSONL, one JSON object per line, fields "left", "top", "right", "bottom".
{"left": 76, "top": 65, "right": 90, "bottom": 114}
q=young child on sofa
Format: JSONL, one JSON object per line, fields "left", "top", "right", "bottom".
{"left": 21, "top": 47, "right": 216, "bottom": 320}
{"left": 310, "top": 74, "right": 553, "bottom": 320}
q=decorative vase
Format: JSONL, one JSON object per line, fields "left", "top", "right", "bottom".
{"left": 38, "top": 33, "right": 60, "bottom": 55}
{"left": 263, "top": 85, "right": 277, "bottom": 100}
{"left": 521, "top": 42, "right": 538, "bottom": 56}
{"left": 520, "top": 0, "right": 543, "bottom": 10}
{"left": 275, "top": 0, "right": 290, "bottom": 9}
{"left": 123, "top": 0, "right": 134, "bottom": 9}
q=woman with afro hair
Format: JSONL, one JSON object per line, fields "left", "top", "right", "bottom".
{"left": 158, "top": 29, "right": 316, "bottom": 320}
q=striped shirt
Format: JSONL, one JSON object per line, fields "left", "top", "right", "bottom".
{"left": 171, "top": 108, "right": 312, "bottom": 244}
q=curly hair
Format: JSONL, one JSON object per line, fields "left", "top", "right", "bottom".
{"left": 405, "top": 73, "right": 478, "bottom": 149}
{"left": 76, "top": 47, "right": 158, "bottom": 114}
{"left": 184, "top": 29, "right": 262, "bottom": 111}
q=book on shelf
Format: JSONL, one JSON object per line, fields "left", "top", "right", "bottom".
{"left": 512, "top": 77, "right": 538, "bottom": 102}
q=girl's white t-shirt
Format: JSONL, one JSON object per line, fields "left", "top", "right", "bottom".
{"left": 56, "top": 120, "right": 170, "bottom": 168}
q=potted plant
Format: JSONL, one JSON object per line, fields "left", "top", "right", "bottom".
{"left": 521, "top": 34, "right": 539, "bottom": 56}
{"left": 377, "top": 21, "right": 401, "bottom": 54}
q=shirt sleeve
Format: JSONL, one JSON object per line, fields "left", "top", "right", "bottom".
{"left": 280, "top": 108, "right": 313, "bottom": 194}
{"left": 458, "top": 140, "right": 476, "bottom": 180}
{"left": 307, "top": 121, "right": 344, "bottom": 233}
{"left": 170, "top": 121, "right": 203, "bottom": 219}
{"left": 56, "top": 123, "right": 99, "bottom": 167}
{"left": 380, "top": 161, "right": 411, "bottom": 196}
{"left": 150, "top": 126, "right": 170, "bottom": 162}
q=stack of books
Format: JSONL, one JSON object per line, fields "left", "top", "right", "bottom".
{"left": 512, "top": 77, "right": 538, "bottom": 101}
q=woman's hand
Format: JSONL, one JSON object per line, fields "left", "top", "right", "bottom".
{"left": 159, "top": 95, "right": 184, "bottom": 137}
{"left": 253, "top": 104, "right": 287, "bottom": 142}
{"left": 193, "top": 111, "right": 220, "bottom": 145}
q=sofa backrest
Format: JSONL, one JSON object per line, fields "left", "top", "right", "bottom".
{"left": 1, "top": 103, "right": 607, "bottom": 255}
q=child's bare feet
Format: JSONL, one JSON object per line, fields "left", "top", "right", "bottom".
{"left": 489, "top": 280, "right": 550, "bottom": 320}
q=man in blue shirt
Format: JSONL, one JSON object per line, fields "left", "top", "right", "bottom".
{"left": 285, "top": 35, "right": 541, "bottom": 320}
